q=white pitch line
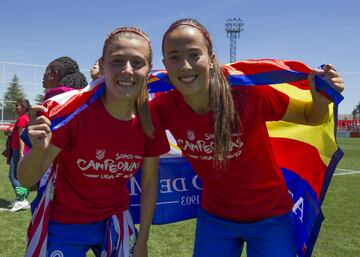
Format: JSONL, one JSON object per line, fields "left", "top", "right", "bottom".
{"left": 334, "top": 171, "right": 360, "bottom": 176}
{"left": 0, "top": 208, "right": 9, "bottom": 212}
{"left": 335, "top": 168, "right": 360, "bottom": 176}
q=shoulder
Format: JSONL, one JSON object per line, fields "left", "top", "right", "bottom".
{"left": 20, "top": 114, "right": 30, "bottom": 120}
{"left": 150, "top": 90, "right": 178, "bottom": 109}
{"left": 232, "top": 86, "right": 260, "bottom": 104}
{"left": 52, "top": 100, "right": 103, "bottom": 136}
{"left": 79, "top": 98, "right": 103, "bottom": 116}
{"left": 44, "top": 87, "right": 74, "bottom": 101}
{"left": 232, "top": 85, "right": 285, "bottom": 101}
{"left": 151, "top": 89, "right": 177, "bottom": 101}
{"left": 17, "top": 114, "right": 30, "bottom": 125}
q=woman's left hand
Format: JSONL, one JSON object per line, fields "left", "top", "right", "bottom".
{"left": 308, "top": 64, "right": 344, "bottom": 105}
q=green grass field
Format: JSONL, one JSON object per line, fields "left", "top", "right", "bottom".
{"left": 0, "top": 136, "right": 359, "bottom": 257}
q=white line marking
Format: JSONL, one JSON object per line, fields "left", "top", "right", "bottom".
{"left": 130, "top": 200, "right": 180, "bottom": 207}
{"left": 334, "top": 171, "right": 360, "bottom": 176}
{"left": 156, "top": 201, "right": 180, "bottom": 205}
{"left": 0, "top": 208, "right": 9, "bottom": 212}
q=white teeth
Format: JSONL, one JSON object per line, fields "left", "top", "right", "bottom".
{"left": 116, "top": 81, "right": 135, "bottom": 86}
{"left": 179, "top": 75, "right": 197, "bottom": 82}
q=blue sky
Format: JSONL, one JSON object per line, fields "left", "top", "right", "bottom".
{"left": 0, "top": 0, "right": 359, "bottom": 114}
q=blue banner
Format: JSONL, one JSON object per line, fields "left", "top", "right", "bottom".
{"left": 128, "top": 157, "right": 201, "bottom": 224}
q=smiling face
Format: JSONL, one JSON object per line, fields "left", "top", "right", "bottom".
{"left": 163, "top": 26, "right": 214, "bottom": 98}
{"left": 100, "top": 37, "right": 151, "bottom": 102}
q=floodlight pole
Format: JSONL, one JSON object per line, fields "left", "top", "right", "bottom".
{"left": 225, "top": 18, "right": 244, "bottom": 63}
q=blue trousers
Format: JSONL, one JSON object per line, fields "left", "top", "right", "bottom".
{"left": 193, "top": 208, "right": 297, "bottom": 257}
{"left": 9, "top": 149, "right": 21, "bottom": 190}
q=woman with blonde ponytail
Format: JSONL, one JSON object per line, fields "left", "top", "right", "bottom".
{"left": 18, "top": 27, "right": 169, "bottom": 257}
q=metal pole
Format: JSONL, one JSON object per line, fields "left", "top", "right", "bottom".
{"left": 34, "top": 66, "right": 37, "bottom": 104}
{"left": 1, "top": 64, "right": 5, "bottom": 125}
{"left": 225, "top": 18, "right": 244, "bottom": 63}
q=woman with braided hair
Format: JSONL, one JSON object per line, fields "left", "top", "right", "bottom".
{"left": 42, "top": 56, "right": 82, "bottom": 100}
{"left": 59, "top": 71, "right": 88, "bottom": 89}
{"left": 18, "top": 27, "right": 169, "bottom": 257}
{"left": 27, "top": 58, "right": 88, "bottom": 193}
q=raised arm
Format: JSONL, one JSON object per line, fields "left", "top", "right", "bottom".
{"left": 18, "top": 105, "right": 61, "bottom": 188}
{"left": 282, "top": 64, "right": 344, "bottom": 125}
{"left": 133, "top": 156, "right": 160, "bottom": 257}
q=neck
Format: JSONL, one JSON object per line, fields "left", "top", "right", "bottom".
{"left": 183, "top": 90, "right": 210, "bottom": 115}
{"left": 102, "top": 94, "right": 136, "bottom": 120}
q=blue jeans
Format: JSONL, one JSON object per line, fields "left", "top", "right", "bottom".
{"left": 9, "top": 149, "right": 21, "bottom": 190}
{"left": 193, "top": 208, "right": 297, "bottom": 257}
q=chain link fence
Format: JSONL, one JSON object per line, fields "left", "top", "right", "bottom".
{"left": 0, "top": 62, "right": 46, "bottom": 125}
{"left": 0, "top": 61, "right": 90, "bottom": 126}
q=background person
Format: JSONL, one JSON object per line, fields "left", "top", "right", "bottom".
{"left": 8, "top": 98, "right": 31, "bottom": 212}
{"left": 90, "top": 58, "right": 102, "bottom": 81}
{"left": 42, "top": 56, "right": 82, "bottom": 101}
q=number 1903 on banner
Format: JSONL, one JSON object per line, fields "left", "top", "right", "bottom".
{"left": 128, "top": 157, "right": 202, "bottom": 224}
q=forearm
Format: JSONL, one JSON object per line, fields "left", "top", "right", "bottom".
{"left": 18, "top": 128, "right": 25, "bottom": 155}
{"left": 137, "top": 157, "right": 159, "bottom": 245}
{"left": 283, "top": 96, "right": 330, "bottom": 126}
{"left": 304, "top": 99, "right": 330, "bottom": 125}
{"left": 19, "top": 140, "right": 25, "bottom": 156}
{"left": 18, "top": 146, "right": 50, "bottom": 187}
{"left": 137, "top": 175, "right": 158, "bottom": 243}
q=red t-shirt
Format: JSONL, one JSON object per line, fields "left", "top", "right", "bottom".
{"left": 11, "top": 114, "right": 29, "bottom": 150}
{"left": 151, "top": 87, "right": 293, "bottom": 222}
{"left": 50, "top": 99, "right": 169, "bottom": 224}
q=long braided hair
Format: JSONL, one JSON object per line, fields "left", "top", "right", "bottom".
{"left": 48, "top": 56, "right": 79, "bottom": 80}
{"left": 60, "top": 72, "right": 88, "bottom": 89}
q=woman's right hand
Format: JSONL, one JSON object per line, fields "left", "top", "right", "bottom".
{"left": 28, "top": 105, "right": 51, "bottom": 150}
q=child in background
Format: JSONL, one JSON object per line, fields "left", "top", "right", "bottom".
{"left": 8, "top": 98, "right": 31, "bottom": 212}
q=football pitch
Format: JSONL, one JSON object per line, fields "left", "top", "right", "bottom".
{"left": 0, "top": 136, "right": 358, "bottom": 257}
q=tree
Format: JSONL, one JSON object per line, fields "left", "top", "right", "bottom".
{"left": 35, "top": 88, "right": 46, "bottom": 104}
{"left": 3, "top": 74, "right": 26, "bottom": 120}
{"left": 352, "top": 101, "right": 360, "bottom": 119}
